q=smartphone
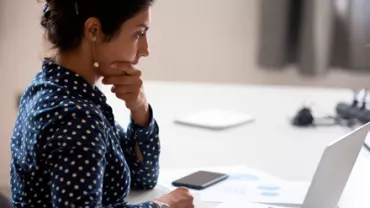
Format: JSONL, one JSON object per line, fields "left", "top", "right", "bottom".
{"left": 171, "top": 171, "right": 229, "bottom": 190}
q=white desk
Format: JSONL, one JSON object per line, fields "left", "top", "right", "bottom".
{"left": 99, "top": 81, "right": 370, "bottom": 208}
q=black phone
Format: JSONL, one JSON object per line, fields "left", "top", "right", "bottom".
{"left": 171, "top": 171, "right": 229, "bottom": 190}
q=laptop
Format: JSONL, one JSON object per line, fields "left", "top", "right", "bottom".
{"left": 270, "top": 122, "right": 370, "bottom": 208}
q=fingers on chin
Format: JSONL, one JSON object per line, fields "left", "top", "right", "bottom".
{"left": 103, "top": 73, "right": 142, "bottom": 85}
{"left": 126, "top": 68, "right": 142, "bottom": 76}
{"left": 112, "top": 87, "right": 141, "bottom": 95}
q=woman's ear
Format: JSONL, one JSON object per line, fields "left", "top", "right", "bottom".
{"left": 84, "top": 17, "right": 102, "bottom": 41}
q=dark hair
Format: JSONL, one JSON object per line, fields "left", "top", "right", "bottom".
{"left": 40, "top": 0, "right": 154, "bottom": 53}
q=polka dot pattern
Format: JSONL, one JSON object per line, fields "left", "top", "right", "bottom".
{"left": 10, "top": 60, "right": 160, "bottom": 208}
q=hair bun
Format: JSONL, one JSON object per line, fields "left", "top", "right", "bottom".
{"left": 39, "top": 0, "right": 155, "bottom": 52}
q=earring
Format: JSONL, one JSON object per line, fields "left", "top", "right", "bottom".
{"left": 92, "top": 37, "right": 99, "bottom": 68}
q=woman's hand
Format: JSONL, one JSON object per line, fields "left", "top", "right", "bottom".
{"left": 102, "top": 62, "right": 150, "bottom": 126}
{"left": 102, "top": 63, "right": 147, "bottom": 111}
{"left": 153, "top": 187, "right": 194, "bottom": 208}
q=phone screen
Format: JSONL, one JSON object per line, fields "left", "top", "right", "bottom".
{"left": 172, "top": 171, "right": 228, "bottom": 190}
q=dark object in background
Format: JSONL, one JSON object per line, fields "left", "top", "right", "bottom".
{"left": 292, "top": 106, "right": 356, "bottom": 127}
{"left": 336, "top": 102, "right": 370, "bottom": 123}
{"left": 292, "top": 107, "right": 315, "bottom": 127}
{"left": 336, "top": 90, "right": 370, "bottom": 124}
{"left": 258, "top": 0, "right": 370, "bottom": 75}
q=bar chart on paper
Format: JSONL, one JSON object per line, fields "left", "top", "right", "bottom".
{"left": 158, "top": 165, "right": 310, "bottom": 204}
{"left": 201, "top": 179, "right": 286, "bottom": 202}
{"left": 221, "top": 178, "right": 283, "bottom": 199}
{"left": 200, "top": 168, "right": 309, "bottom": 204}
{"left": 217, "top": 201, "right": 288, "bottom": 208}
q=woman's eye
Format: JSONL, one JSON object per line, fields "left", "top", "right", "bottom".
{"left": 135, "top": 32, "right": 145, "bottom": 39}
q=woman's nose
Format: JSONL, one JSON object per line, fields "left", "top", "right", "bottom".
{"left": 139, "top": 37, "right": 150, "bottom": 57}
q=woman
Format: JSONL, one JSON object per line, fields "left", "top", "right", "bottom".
{"left": 10, "top": 0, "right": 193, "bottom": 207}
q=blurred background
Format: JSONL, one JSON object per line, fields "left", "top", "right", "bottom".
{"left": 1, "top": 0, "right": 370, "bottom": 196}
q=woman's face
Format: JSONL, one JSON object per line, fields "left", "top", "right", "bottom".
{"left": 92, "top": 7, "right": 151, "bottom": 77}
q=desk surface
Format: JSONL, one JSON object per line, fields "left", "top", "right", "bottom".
{"left": 99, "top": 81, "right": 370, "bottom": 207}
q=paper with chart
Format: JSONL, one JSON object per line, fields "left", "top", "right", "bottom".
{"left": 201, "top": 177, "right": 309, "bottom": 204}
{"left": 158, "top": 165, "right": 310, "bottom": 204}
{"left": 158, "top": 165, "right": 309, "bottom": 204}
{"left": 217, "top": 201, "right": 289, "bottom": 208}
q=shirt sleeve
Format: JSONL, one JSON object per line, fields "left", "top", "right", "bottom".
{"left": 43, "top": 109, "right": 159, "bottom": 208}
{"left": 116, "top": 105, "right": 161, "bottom": 190}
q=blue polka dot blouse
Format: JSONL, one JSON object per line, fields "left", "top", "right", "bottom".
{"left": 10, "top": 60, "right": 161, "bottom": 208}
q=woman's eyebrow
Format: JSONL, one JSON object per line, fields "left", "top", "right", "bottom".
{"left": 136, "top": 23, "right": 150, "bottom": 31}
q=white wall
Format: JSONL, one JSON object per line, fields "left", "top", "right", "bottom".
{"left": 0, "top": 0, "right": 370, "bottom": 190}
{"left": 0, "top": 0, "right": 44, "bottom": 189}
{"left": 143, "top": 0, "right": 370, "bottom": 87}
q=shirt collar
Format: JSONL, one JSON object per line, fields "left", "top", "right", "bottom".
{"left": 41, "top": 59, "right": 108, "bottom": 106}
